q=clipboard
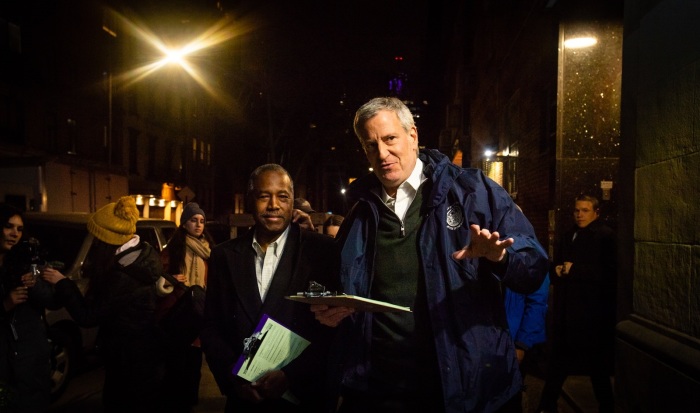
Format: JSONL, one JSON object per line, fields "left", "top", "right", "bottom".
{"left": 232, "top": 314, "right": 311, "bottom": 380}
{"left": 286, "top": 294, "right": 411, "bottom": 313}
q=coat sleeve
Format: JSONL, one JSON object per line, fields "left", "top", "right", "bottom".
{"left": 54, "top": 264, "right": 140, "bottom": 328}
{"left": 473, "top": 173, "right": 549, "bottom": 295}
{"left": 54, "top": 278, "right": 101, "bottom": 328}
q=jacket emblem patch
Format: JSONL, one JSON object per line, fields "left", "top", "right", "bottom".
{"left": 446, "top": 203, "right": 464, "bottom": 230}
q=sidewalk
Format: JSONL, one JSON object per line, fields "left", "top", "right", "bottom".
{"left": 49, "top": 358, "right": 226, "bottom": 413}
{"left": 523, "top": 373, "right": 609, "bottom": 413}
{"left": 51, "top": 358, "right": 604, "bottom": 413}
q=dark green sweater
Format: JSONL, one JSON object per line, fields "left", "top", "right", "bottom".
{"left": 369, "top": 187, "right": 439, "bottom": 395}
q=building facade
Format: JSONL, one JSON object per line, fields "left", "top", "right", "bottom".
{"left": 0, "top": 0, "right": 223, "bottom": 220}
{"left": 437, "top": 0, "right": 697, "bottom": 410}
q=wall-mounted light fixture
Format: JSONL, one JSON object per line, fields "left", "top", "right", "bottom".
{"left": 564, "top": 36, "right": 597, "bottom": 49}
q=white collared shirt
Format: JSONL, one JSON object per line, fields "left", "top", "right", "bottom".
{"left": 378, "top": 158, "right": 426, "bottom": 221}
{"left": 252, "top": 225, "right": 290, "bottom": 302}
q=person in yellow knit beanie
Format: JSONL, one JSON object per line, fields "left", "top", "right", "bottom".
{"left": 42, "top": 196, "right": 171, "bottom": 412}
{"left": 87, "top": 195, "right": 139, "bottom": 245}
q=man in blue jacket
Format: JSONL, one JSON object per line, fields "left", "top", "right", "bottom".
{"left": 312, "top": 97, "right": 548, "bottom": 413}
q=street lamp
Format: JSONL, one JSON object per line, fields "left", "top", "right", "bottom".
{"left": 107, "top": 10, "right": 239, "bottom": 97}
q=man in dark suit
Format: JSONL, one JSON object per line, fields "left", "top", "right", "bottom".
{"left": 200, "top": 163, "right": 339, "bottom": 413}
{"left": 537, "top": 195, "right": 616, "bottom": 413}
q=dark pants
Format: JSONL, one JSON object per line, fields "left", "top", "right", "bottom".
{"left": 8, "top": 340, "right": 52, "bottom": 413}
{"left": 495, "top": 390, "right": 523, "bottom": 413}
{"left": 337, "top": 385, "right": 444, "bottom": 413}
{"left": 539, "top": 371, "right": 614, "bottom": 413}
{"left": 496, "top": 346, "right": 548, "bottom": 413}
{"left": 224, "top": 395, "right": 323, "bottom": 413}
{"left": 163, "top": 345, "right": 203, "bottom": 412}
{"left": 538, "top": 342, "right": 614, "bottom": 413}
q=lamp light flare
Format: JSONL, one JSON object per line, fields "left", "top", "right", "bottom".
{"left": 164, "top": 49, "right": 186, "bottom": 65}
{"left": 564, "top": 37, "right": 597, "bottom": 49}
{"left": 110, "top": 8, "right": 244, "bottom": 97}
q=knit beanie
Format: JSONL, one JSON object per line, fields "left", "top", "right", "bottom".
{"left": 181, "top": 202, "right": 205, "bottom": 224}
{"left": 87, "top": 196, "right": 139, "bottom": 245}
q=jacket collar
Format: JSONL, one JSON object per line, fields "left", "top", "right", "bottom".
{"left": 230, "top": 223, "right": 302, "bottom": 323}
{"left": 347, "top": 148, "right": 460, "bottom": 209}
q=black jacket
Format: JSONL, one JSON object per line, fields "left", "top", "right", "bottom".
{"left": 200, "top": 223, "right": 338, "bottom": 412}
{"left": 0, "top": 264, "right": 60, "bottom": 411}
{"left": 551, "top": 219, "right": 617, "bottom": 372}
{"left": 54, "top": 241, "right": 167, "bottom": 410}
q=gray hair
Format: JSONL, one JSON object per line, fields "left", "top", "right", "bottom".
{"left": 246, "top": 164, "right": 294, "bottom": 197}
{"left": 353, "top": 97, "right": 416, "bottom": 142}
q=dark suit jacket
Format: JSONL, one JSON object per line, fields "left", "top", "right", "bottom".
{"left": 551, "top": 219, "right": 616, "bottom": 374}
{"left": 200, "top": 223, "right": 338, "bottom": 412}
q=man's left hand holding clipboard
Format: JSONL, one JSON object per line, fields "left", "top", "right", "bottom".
{"left": 231, "top": 314, "right": 311, "bottom": 404}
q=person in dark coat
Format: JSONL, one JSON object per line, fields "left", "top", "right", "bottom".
{"left": 159, "top": 202, "right": 214, "bottom": 412}
{"left": 42, "top": 196, "right": 170, "bottom": 413}
{"left": 311, "top": 97, "right": 548, "bottom": 413}
{"left": 200, "top": 164, "right": 339, "bottom": 413}
{"left": 537, "top": 195, "right": 617, "bottom": 413}
{"left": 0, "top": 204, "right": 60, "bottom": 412}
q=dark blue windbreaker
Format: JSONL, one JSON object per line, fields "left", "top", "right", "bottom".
{"left": 334, "top": 149, "right": 548, "bottom": 413}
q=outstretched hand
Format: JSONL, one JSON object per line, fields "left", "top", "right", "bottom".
{"left": 452, "top": 224, "right": 513, "bottom": 262}
{"left": 41, "top": 267, "right": 67, "bottom": 285}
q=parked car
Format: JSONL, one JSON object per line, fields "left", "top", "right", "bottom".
{"left": 21, "top": 212, "right": 177, "bottom": 400}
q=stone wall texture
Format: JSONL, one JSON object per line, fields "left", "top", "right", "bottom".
{"left": 617, "top": 0, "right": 700, "bottom": 410}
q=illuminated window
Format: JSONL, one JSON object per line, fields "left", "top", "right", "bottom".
{"left": 482, "top": 159, "right": 504, "bottom": 186}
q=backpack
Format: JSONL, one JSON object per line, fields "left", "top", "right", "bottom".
{"left": 155, "top": 272, "right": 206, "bottom": 347}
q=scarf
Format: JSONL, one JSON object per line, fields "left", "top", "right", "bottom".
{"left": 184, "top": 234, "right": 211, "bottom": 288}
